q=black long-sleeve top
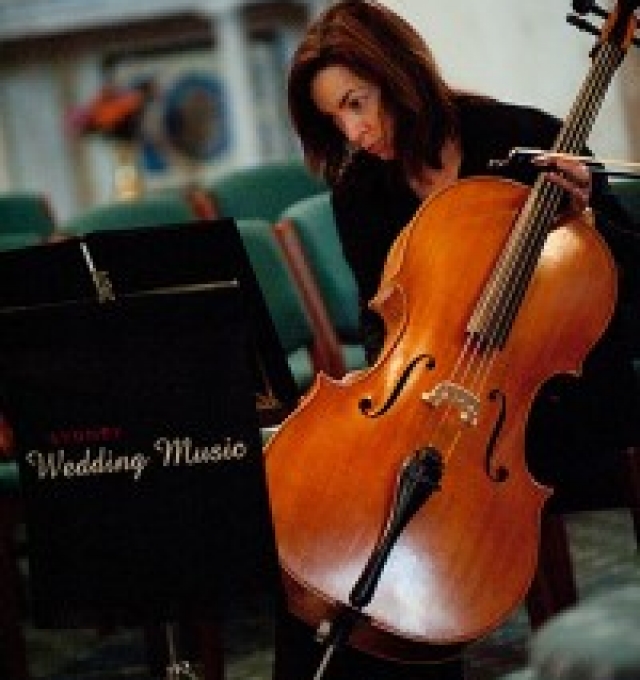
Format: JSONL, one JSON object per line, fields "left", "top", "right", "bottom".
{"left": 331, "top": 96, "right": 640, "bottom": 510}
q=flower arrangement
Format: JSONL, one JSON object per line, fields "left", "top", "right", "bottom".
{"left": 66, "top": 79, "right": 158, "bottom": 199}
{"left": 66, "top": 79, "right": 157, "bottom": 142}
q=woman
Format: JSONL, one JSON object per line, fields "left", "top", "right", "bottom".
{"left": 274, "top": 1, "right": 640, "bottom": 679}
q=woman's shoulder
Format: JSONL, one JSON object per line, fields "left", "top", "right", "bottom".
{"left": 457, "top": 96, "right": 563, "bottom": 177}
{"left": 458, "top": 95, "right": 562, "bottom": 137}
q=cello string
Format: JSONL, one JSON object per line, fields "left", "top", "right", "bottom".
{"left": 434, "top": 181, "right": 554, "bottom": 442}
{"left": 473, "top": 43, "right": 615, "bottom": 389}
{"left": 423, "top": 43, "right": 622, "bottom": 458}
{"left": 477, "top": 41, "right": 615, "bottom": 371}
{"left": 429, "top": 21, "right": 627, "bottom": 474}
{"left": 492, "top": 48, "right": 615, "bottom": 343}
{"left": 459, "top": 106, "right": 587, "bottom": 402}
{"left": 568, "top": 47, "right": 614, "bottom": 149}
{"left": 429, "top": 163, "right": 576, "bottom": 463}
{"left": 480, "top": 30, "right": 627, "bottom": 404}
{"left": 514, "top": 50, "right": 609, "bottom": 293}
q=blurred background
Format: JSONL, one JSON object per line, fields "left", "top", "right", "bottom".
{"left": 0, "top": 0, "right": 637, "bottom": 223}
{"left": 0, "top": 2, "right": 639, "bottom": 679}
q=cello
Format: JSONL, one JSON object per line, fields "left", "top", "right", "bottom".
{"left": 266, "top": 0, "right": 639, "bottom": 667}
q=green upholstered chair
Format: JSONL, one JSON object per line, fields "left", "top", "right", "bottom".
{"left": 146, "top": 186, "right": 219, "bottom": 221}
{"left": 206, "top": 159, "right": 327, "bottom": 223}
{"left": 59, "top": 194, "right": 199, "bottom": 236}
{"left": 274, "top": 192, "right": 367, "bottom": 378}
{"left": 236, "top": 218, "right": 318, "bottom": 392}
{"left": 0, "top": 464, "right": 18, "bottom": 496}
{"left": 0, "top": 192, "right": 56, "bottom": 251}
{"left": 611, "top": 178, "right": 640, "bottom": 223}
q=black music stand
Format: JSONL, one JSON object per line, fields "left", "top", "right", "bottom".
{"left": 0, "top": 221, "right": 295, "bottom": 678}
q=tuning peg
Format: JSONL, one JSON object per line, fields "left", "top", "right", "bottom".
{"left": 572, "top": 0, "right": 609, "bottom": 19}
{"left": 567, "top": 12, "right": 640, "bottom": 49}
{"left": 566, "top": 13, "right": 601, "bottom": 38}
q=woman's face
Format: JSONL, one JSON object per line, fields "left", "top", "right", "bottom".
{"left": 311, "top": 64, "right": 394, "bottom": 160}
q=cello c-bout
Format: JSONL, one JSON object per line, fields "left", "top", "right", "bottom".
{"left": 265, "top": 0, "right": 638, "bottom": 663}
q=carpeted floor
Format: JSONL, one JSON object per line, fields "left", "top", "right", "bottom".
{"left": 22, "top": 509, "right": 640, "bottom": 680}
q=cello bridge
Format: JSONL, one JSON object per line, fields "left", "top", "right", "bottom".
{"left": 422, "top": 381, "right": 480, "bottom": 426}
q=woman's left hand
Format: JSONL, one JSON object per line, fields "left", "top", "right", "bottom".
{"left": 533, "top": 154, "right": 592, "bottom": 213}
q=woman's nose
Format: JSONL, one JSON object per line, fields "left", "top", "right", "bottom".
{"left": 342, "top": 117, "right": 366, "bottom": 147}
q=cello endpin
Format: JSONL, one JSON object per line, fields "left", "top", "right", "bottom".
{"left": 315, "top": 619, "right": 331, "bottom": 643}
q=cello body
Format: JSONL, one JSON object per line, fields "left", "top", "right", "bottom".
{"left": 267, "top": 0, "right": 639, "bottom": 662}
{"left": 265, "top": 177, "right": 617, "bottom": 661}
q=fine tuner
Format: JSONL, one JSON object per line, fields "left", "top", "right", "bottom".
{"left": 567, "top": 0, "right": 640, "bottom": 46}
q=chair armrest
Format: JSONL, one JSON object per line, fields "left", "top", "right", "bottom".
{"left": 186, "top": 187, "right": 219, "bottom": 219}
{"left": 273, "top": 218, "right": 347, "bottom": 379}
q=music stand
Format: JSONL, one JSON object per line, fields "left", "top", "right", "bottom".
{"left": 0, "top": 220, "right": 294, "bottom": 678}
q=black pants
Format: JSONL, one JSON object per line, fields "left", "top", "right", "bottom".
{"left": 272, "top": 610, "right": 464, "bottom": 680}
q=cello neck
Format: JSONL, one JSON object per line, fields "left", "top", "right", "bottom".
{"left": 553, "top": 40, "right": 625, "bottom": 157}
{"left": 554, "top": 0, "right": 638, "bottom": 156}
{"left": 467, "top": 1, "right": 638, "bottom": 347}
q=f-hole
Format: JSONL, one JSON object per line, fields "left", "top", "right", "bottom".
{"left": 359, "top": 354, "right": 436, "bottom": 418}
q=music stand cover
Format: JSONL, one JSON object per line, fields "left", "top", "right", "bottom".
{"left": 0, "top": 221, "right": 289, "bottom": 627}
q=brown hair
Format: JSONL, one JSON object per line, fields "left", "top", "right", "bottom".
{"left": 288, "top": 0, "right": 460, "bottom": 184}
